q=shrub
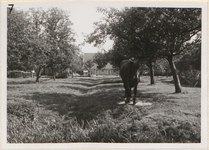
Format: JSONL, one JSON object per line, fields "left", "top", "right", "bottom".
{"left": 55, "top": 72, "right": 69, "bottom": 78}
{"left": 179, "top": 70, "right": 201, "bottom": 87}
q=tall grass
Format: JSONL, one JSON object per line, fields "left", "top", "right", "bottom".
{"left": 7, "top": 102, "right": 200, "bottom": 143}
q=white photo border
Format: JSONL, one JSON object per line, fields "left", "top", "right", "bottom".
{"left": 1, "top": 1, "right": 207, "bottom": 149}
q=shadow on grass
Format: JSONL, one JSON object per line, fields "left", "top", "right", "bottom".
{"left": 24, "top": 90, "right": 178, "bottom": 125}
{"left": 7, "top": 78, "right": 52, "bottom": 85}
{"left": 138, "top": 91, "right": 180, "bottom": 102}
{"left": 7, "top": 80, "right": 36, "bottom": 85}
{"left": 71, "top": 77, "right": 105, "bottom": 83}
{"left": 21, "top": 77, "right": 179, "bottom": 124}
{"left": 159, "top": 78, "right": 174, "bottom": 84}
{"left": 25, "top": 89, "right": 123, "bottom": 123}
{"left": 58, "top": 84, "right": 122, "bottom": 94}
{"left": 61, "top": 79, "right": 122, "bottom": 87}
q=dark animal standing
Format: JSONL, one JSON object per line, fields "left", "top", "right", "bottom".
{"left": 120, "top": 59, "right": 140, "bottom": 104}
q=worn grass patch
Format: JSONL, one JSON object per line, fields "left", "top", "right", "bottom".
{"left": 7, "top": 76, "right": 201, "bottom": 143}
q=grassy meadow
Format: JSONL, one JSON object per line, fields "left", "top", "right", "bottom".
{"left": 7, "top": 76, "right": 201, "bottom": 143}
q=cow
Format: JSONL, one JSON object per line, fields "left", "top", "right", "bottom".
{"left": 120, "top": 59, "right": 140, "bottom": 104}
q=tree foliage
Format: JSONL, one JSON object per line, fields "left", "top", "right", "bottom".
{"left": 7, "top": 9, "right": 32, "bottom": 71}
{"left": 43, "top": 8, "right": 77, "bottom": 70}
{"left": 7, "top": 7, "right": 79, "bottom": 73}
{"left": 93, "top": 52, "right": 108, "bottom": 69}
{"left": 176, "top": 37, "right": 201, "bottom": 73}
{"left": 84, "top": 60, "right": 94, "bottom": 71}
{"left": 86, "top": 7, "right": 201, "bottom": 92}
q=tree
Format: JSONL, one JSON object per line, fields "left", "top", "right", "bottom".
{"left": 70, "top": 54, "right": 83, "bottom": 78}
{"left": 7, "top": 8, "right": 79, "bottom": 82}
{"left": 43, "top": 7, "right": 77, "bottom": 81}
{"left": 175, "top": 35, "right": 201, "bottom": 86}
{"left": 27, "top": 8, "right": 49, "bottom": 82}
{"left": 147, "top": 8, "right": 201, "bottom": 92}
{"left": 106, "top": 49, "right": 126, "bottom": 69}
{"left": 7, "top": 8, "right": 48, "bottom": 82}
{"left": 84, "top": 60, "right": 94, "bottom": 77}
{"left": 93, "top": 52, "right": 109, "bottom": 69}
{"left": 154, "top": 59, "right": 171, "bottom": 77}
{"left": 7, "top": 8, "right": 32, "bottom": 71}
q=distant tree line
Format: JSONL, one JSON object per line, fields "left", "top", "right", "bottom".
{"left": 86, "top": 7, "right": 201, "bottom": 92}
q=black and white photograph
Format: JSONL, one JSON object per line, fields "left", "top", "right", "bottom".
{"left": 1, "top": 1, "right": 207, "bottom": 149}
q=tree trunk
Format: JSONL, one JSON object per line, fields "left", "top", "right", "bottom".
{"left": 167, "top": 56, "right": 182, "bottom": 93}
{"left": 138, "top": 72, "right": 141, "bottom": 82}
{"left": 166, "top": 70, "right": 168, "bottom": 78}
{"left": 71, "top": 63, "right": 73, "bottom": 78}
{"left": 52, "top": 67, "right": 56, "bottom": 81}
{"left": 149, "top": 60, "right": 155, "bottom": 84}
{"left": 36, "top": 65, "right": 43, "bottom": 82}
{"left": 88, "top": 70, "right": 91, "bottom": 77}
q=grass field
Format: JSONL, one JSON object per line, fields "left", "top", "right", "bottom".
{"left": 7, "top": 76, "right": 201, "bottom": 143}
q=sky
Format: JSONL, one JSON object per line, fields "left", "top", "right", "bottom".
{"left": 68, "top": 4, "right": 114, "bottom": 54}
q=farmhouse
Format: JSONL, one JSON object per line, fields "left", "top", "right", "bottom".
{"left": 83, "top": 53, "right": 119, "bottom": 76}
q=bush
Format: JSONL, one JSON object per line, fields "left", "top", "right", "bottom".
{"left": 8, "top": 71, "right": 24, "bottom": 78}
{"left": 7, "top": 71, "right": 34, "bottom": 78}
{"left": 76, "top": 70, "right": 84, "bottom": 75}
{"left": 55, "top": 72, "right": 69, "bottom": 78}
{"left": 179, "top": 70, "right": 201, "bottom": 87}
